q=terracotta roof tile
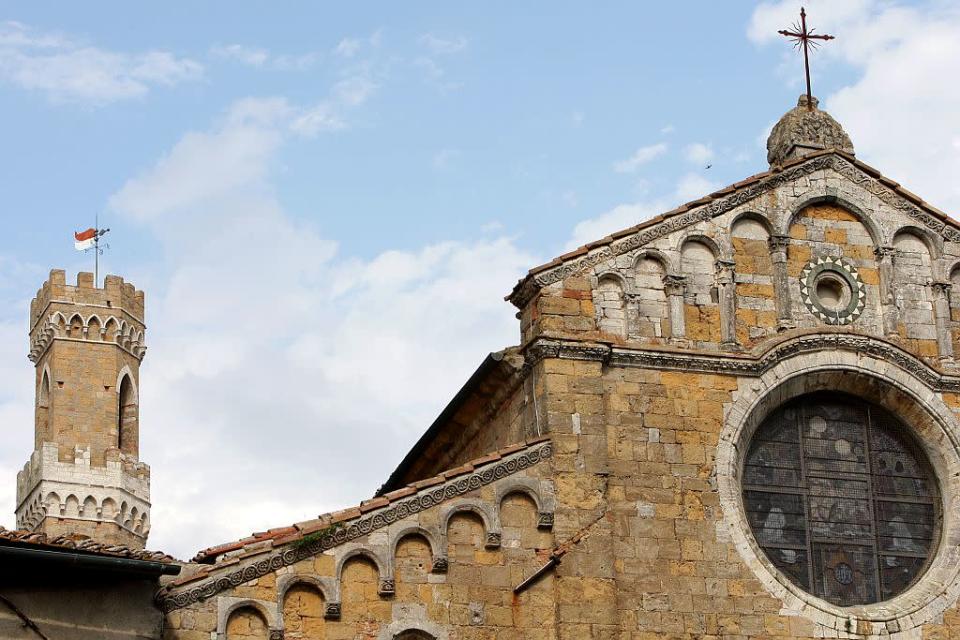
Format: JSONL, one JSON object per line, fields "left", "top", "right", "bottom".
{"left": 0, "top": 527, "right": 178, "bottom": 564}
{"left": 191, "top": 437, "right": 551, "bottom": 564}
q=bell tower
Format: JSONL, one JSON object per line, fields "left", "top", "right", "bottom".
{"left": 15, "top": 269, "right": 150, "bottom": 549}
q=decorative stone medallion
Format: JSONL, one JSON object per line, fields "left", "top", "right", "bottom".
{"left": 799, "top": 256, "right": 865, "bottom": 325}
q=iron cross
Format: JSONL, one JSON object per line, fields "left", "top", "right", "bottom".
{"left": 778, "top": 7, "right": 834, "bottom": 109}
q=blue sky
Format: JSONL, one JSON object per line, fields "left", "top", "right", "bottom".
{"left": 1, "top": 1, "right": 959, "bottom": 558}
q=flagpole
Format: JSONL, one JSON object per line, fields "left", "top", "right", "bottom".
{"left": 94, "top": 213, "right": 99, "bottom": 286}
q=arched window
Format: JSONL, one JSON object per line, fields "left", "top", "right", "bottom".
{"left": 117, "top": 374, "right": 137, "bottom": 456}
{"left": 36, "top": 370, "right": 51, "bottom": 446}
{"left": 743, "top": 392, "right": 940, "bottom": 605}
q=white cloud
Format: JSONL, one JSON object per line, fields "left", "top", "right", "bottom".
{"left": 334, "top": 38, "right": 362, "bottom": 58}
{"left": 211, "top": 44, "right": 320, "bottom": 70}
{"left": 684, "top": 142, "right": 714, "bottom": 166}
{"left": 418, "top": 33, "right": 468, "bottom": 55}
{"left": 92, "top": 98, "right": 539, "bottom": 558}
{"left": 612, "top": 143, "right": 668, "bottom": 173}
{"left": 749, "top": 1, "right": 960, "bottom": 213}
{"left": 660, "top": 124, "right": 675, "bottom": 135}
{"left": 0, "top": 21, "right": 202, "bottom": 104}
{"left": 567, "top": 172, "right": 719, "bottom": 249}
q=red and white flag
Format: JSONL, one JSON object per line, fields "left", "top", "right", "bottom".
{"left": 74, "top": 228, "right": 97, "bottom": 251}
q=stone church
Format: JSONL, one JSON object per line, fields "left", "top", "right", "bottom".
{"left": 4, "top": 95, "right": 960, "bottom": 640}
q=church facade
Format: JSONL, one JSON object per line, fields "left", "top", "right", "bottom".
{"left": 8, "top": 96, "right": 960, "bottom": 640}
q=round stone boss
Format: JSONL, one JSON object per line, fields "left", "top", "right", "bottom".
{"left": 742, "top": 392, "right": 940, "bottom": 607}
{"left": 799, "top": 256, "right": 865, "bottom": 324}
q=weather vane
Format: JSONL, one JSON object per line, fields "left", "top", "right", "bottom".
{"left": 778, "top": 7, "right": 835, "bottom": 110}
{"left": 73, "top": 213, "right": 110, "bottom": 285}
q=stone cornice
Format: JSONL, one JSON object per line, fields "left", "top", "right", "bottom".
{"left": 508, "top": 153, "right": 960, "bottom": 309}
{"left": 524, "top": 333, "right": 960, "bottom": 392}
{"left": 156, "top": 441, "right": 553, "bottom": 612}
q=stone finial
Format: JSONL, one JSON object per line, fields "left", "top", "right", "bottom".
{"left": 767, "top": 95, "right": 854, "bottom": 167}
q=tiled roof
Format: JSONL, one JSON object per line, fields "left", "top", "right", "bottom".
{"left": 507, "top": 150, "right": 960, "bottom": 306}
{"left": 186, "top": 436, "right": 551, "bottom": 569}
{"left": 0, "top": 527, "right": 178, "bottom": 563}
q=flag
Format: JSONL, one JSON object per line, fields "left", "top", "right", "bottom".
{"left": 74, "top": 228, "right": 97, "bottom": 251}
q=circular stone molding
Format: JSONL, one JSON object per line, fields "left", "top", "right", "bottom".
{"left": 799, "top": 256, "right": 865, "bottom": 325}
{"left": 716, "top": 349, "right": 960, "bottom": 636}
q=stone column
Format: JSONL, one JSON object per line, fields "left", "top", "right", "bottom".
{"left": 768, "top": 235, "right": 795, "bottom": 330}
{"left": 716, "top": 259, "right": 738, "bottom": 349}
{"left": 662, "top": 274, "right": 687, "bottom": 339}
{"left": 875, "top": 246, "right": 899, "bottom": 337}
{"left": 932, "top": 281, "right": 953, "bottom": 360}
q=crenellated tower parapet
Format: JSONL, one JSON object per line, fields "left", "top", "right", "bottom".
{"left": 16, "top": 269, "right": 151, "bottom": 549}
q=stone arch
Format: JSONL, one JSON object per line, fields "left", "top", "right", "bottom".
{"left": 731, "top": 213, "right": 776, "bottom": 346}
{"left": 632, "top": 247, "right": 673, "bottom": 274}
{"left": 50, "top": 312, "right": 67, "bottom": 336}
{"left": 82, "top": 495, "right": 98, "bottom": 518}
{"left": 391, "top": 525, "right": 442, "bottom": 566}
{"left": 64, "top": 494, "right": 80, "bottom": 518}
{"left": 392, "top": 529, "right": 436, "bottom": 589}
{"left": 892, "top": 229, "right": 936, "bottom": 350}
{"left": 217, "top": 598, "right": 277, "bottom": 640}
{"left": 67, "top": 313, "right": 84, "bottom": 338}
{"left": 783, "top": 192, "right": 885, "bottom": 247}
{"left": 717, "top": 347, "right": 960, "bottom": 634}
{"left": 730, "top": 210, "right": 774, "bottom": 237}
{"left": 85, "top": 314, "right": 102, "bottom": 340}
{"left": 680, "top": 236, "right": 726, "bottom": 344}
{"left": 495, "top": 477, "right": 555, "bottom": 528}
{"left": 44, "top": 491, "right": 61, "bottom": 517}
{"left": 893, "top": 225, "right": 943, "bottom": 263}
{"left": 103, "top": 316, "right": 119, "bottom": 342}
{"left": 439, "top": 499, "right": 499, "bottom": 544}
{"left": 277, "top": 576, "right": 329, "bottom": 637}
{"left": 633, "top": 256, "right": 670, "bottom": 340}
{"left": 680, "top": 233, "right": 724, "bottom": 261}
{"left": 36, "top": 366, "right": 51, "bottom": 446}
{"left": 594, "top": 272, "right": 627, "bottom": 339}
{"left": 335, "top": 545, "right": 393, "bottom": 595}
{"left": 117, "top": 367, "right": 138, "bottom": 457}
{"left": 101, "top": 497, "right": 117, "bottom": 520}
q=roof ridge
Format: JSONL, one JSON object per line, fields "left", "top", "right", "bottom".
{"left": 187, "top": 436, "right": 552, "bottom": 566}
{"left": 0, "top": 526, "right": 178, "bottom": 563}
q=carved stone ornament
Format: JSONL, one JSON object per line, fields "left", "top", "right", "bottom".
{"left": 324, "top": 603, "right": 341, "bottom": 620}
{"left": 799, "top": 256, "right": 865, "bottom": 325}
{"left": 767, "top": 95, "right": 855, "bottom": 166}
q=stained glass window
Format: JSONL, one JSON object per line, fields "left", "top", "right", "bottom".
{"left": 743, "top": 393, "right": 940, "bottom": 605}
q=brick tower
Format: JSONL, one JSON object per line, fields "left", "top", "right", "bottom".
{"left": 15, "top": 269, "right": 150, "bottom": 549}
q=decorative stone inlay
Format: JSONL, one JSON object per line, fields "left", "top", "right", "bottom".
{"left": 799, "top": 256, "right": 865, "bottom": 325}
{"left": 157, "top": 442, "right": 553, "bottom": 612}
